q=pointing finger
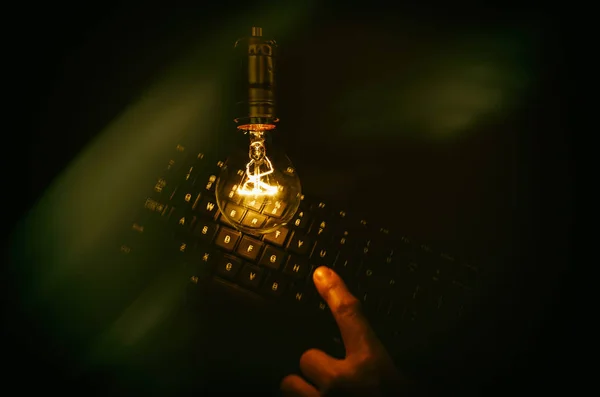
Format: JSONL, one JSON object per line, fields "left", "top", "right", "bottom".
{"left": 313, "top": 266, "right": 376, "bottom": 355}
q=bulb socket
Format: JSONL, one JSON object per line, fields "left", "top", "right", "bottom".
{"left": 233, "top": 27, "right": 279, "bottom": 131}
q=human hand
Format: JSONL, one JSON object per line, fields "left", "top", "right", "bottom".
{"left": 280, "top": 266, "right": 406, "bottom": 396}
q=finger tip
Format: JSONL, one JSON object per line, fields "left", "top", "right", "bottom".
{"left": 313, "top": 266, "right": 333, "bottom": 285}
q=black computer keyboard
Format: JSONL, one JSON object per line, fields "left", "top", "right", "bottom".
{"left": 117, "top": 141, "right": 481, "bottom": 369}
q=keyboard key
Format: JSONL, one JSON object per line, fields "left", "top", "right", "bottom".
{"left": 196, "top": 196, "right": 219, "bottom": 219}
{"left": 310, "top": 242, "right": 335, "bottom": 267}
{"left": 236, "top": 236, "right": 264, "bottom": 261}
{"left": 203, "top": 174, "right": 218, "bottom": 193}
{"left": 396, "top": 235, "right": 416, "bottom": 261}
{"left": 378, "top": 248, "right": 397, "bottom": 269}
{"left": 171, "top": 155, "right": 202, "bottom": 186}
{"left": 352, "top": 218, "right": 372, "bottom": 238}
{"left": 215, "top": 227, "right": 241, "bottom": 251}
{"left": 151, "top": 176, "right": 176, "bottom": 201}
{"left": 427, "top": 267, "right": 445, "bottom": 293}
{"left": 168, "top": 207, "right": 193, "bottom": 231}
{"left": 358, "top": 290, "right": 380, "bottom": 315}
{"left": 262, "top": 273, "right": 288, "bottom": 298}
{"left": 316, "top": 299, "right": 329, "bottom": 313}
{"left": 287, "top": 232, "right": 314, "bottom": 256}
{"left": 162, "top": 144, "right": 187, "bottom": 172}
{"left": 215, "top": 255, "right": 243, "bottom": 280}
{"left": 309, "top": 201, "right": 328, "bottom": 213}
{"left": 193, "top": 220, "right": 219, "bottom": 243}
{"left": 308, "top": 218, "right": 332, "bottom": 240}
{"left": 238, "top": 265, "right": 264, "bottom": 289}
{"left": 263, "top": 199, "right": 287, "bottom": 218}
{"left": 379, "top": 298, "right": 394, "bottom": 317}
{"left": 283, "top": 255, "right": 310, "bottom": 279}
{"left": 241, "top": 195, "right": 265, "bottom": 211}
{"left": 384, "top": 276, "right": 399, "bottom": 292}
{"left": 174, "top": 237, "right": 194, "bottom": 257}
{"left": 183, "top": 159, "right": 205, "bottom": 184}
{"left": 197, "top": 246, "right": 218, "bottom": 268}
{"left": 332, "top": 229, "right": 351, "bottom": 250}
{"left": 166, "top": 207, "right": 192, "bottom": 228}
{"left": 290, "top": 210, "right": 310, "bottom": 230}
{"left": 394, "top": 263, "right": 419, "bottom": 300}
{"left": 288, "top": 284, "right": 310, "bottom": 305}
{"left": 119, "top": 218, "right": 151, "bottom": 253}
{"left": 143, "top": 197, "right": 168, "bottom": 217}
{"left": 263, "top": 226, "right": 290, "bottom": 247}
{"left": 224, "top": 203, "right": 246, "bottom": 223}
{"left": 172, "top": 189, "right": 201, "bottom": 211}
{"left": 259, "top": 245, "right": 286, "bottom": 270}
{"left": 241, "top": 210, "right": 267, "bottom": 228}
{"left": 356, "top": 267, "right": 386, "bottom": 292}
{"left": 185, "top": 245, "right": 218, "bottom": 284}
{"left": 333, "top": 254, "right": 357, "bottom": 279}
{"left": 349, "top": 239, "right": 377, "bottom": 267}
{"left": 221, "top": 182, "right": 242, "bottom": 204}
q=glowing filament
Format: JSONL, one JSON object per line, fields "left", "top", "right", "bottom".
{"left": 237, "top": 139, "right": 279, "bottom": 196}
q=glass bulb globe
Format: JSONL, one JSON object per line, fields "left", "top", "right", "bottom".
{"left": 215, "top": 131, "right": 302, "bottom": 235}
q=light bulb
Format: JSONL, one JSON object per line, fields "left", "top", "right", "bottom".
{"left": 215, "top": 129, "right": 301, "bottom": 235}
{"left": 215, "top": 27, "right": 302, "bottom": 235}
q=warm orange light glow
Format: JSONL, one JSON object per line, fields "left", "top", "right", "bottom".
{"left": 237, "top": 123, "right": 277, "bottom": 131}
{"left": 237, "top": 155, "right": 279, "bottom": 196}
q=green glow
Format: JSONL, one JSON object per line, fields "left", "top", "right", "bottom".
{"left": 9, "top": 0, "right": 318, "bottom": 373}
{"left": 335, "top": 29, "right": 537, "bottom": 141}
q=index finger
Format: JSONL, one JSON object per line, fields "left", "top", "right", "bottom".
{"left": 312, "top": 266, "right": 376, "bottom": 355}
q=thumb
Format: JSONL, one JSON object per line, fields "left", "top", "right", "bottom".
{"left": 313, "top": 266, "right": 376, "bottom": 355}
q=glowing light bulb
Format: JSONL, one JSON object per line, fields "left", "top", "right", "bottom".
{"left": 215, "top": 27, "right": 302, "bottom": 235}
{"left": 216, "top": 128, "right": 301, "bottom": 235}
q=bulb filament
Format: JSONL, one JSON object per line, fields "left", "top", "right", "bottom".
{"left": 237, "top": 134, "right": 279, "bottom": 196}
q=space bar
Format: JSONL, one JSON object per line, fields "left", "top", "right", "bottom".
{"left": 209, "top": 277, "right": 267, "bottom": 305}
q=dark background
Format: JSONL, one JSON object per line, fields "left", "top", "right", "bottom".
{"left": 6, "top": 0, "right": 570, "bottom": 395}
